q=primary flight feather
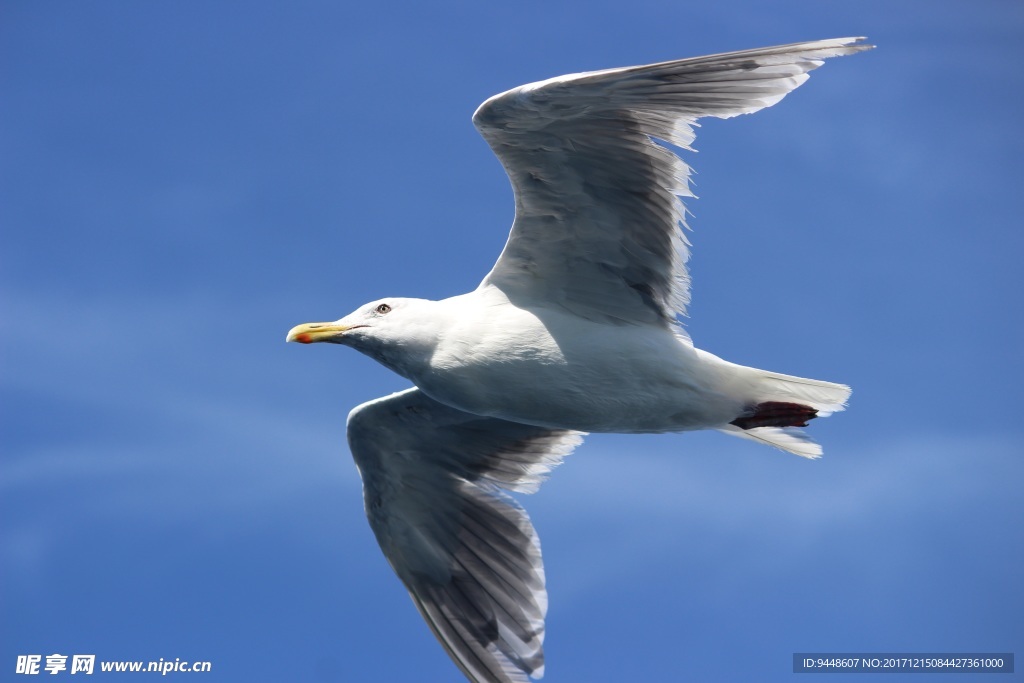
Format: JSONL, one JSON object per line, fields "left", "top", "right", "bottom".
{"left": 288, "top": 37, "right": 871, "bottom": 683}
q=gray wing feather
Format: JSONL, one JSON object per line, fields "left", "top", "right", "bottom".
{"left": 474, "top": 37, "right": 872, "bottom": 326}
{"left": 347, "top": 388, "right": 585, "bottom": 683}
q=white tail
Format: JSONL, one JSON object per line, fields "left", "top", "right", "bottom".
{"left": 751, "top": 369, "right": 851, "bottom": 417}
{"left": 717, "top": 367, "right": 851, "bottom": 459}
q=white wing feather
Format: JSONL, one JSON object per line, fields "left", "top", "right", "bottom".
{"left": 475, "top": 37, "right": 872, "bottom": 327}
{"left": 347, "top": 388, "right": 585, "bottom": 683}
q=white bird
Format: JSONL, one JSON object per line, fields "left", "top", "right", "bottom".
{"left": 288, "top": 37, "right": 870, "bottom": 683}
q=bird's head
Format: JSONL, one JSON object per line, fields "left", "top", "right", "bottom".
{"left": 287, "top": 297, "right": 440, "bottom": 377}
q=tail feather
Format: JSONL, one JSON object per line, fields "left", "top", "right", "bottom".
{"left": 718, "top": 424, "right": 825, "bottom": 459}
{"left": 717, "top": 367, "right": 851, "bottom": 459}
{"left": 752, "top": 369, "right": 851, "bottom": 417}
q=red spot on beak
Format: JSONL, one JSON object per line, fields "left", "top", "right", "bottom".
{"left": 296, "top": 333, "right": 312, "bottom": 344}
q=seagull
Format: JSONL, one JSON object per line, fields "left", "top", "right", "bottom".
{"left": 288, "top": 37, "right": 870, "bottom": 683}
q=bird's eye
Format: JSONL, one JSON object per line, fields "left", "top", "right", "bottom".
{"left": 375, "top": 303, "right": 392, "bottom": 315}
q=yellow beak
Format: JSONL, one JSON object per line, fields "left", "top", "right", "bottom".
{"left": 286, "top": 322, "right": 355, "bottom": 344}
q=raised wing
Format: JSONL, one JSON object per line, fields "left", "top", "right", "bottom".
{"left": 347, "top": 388, "right": 585, "bottom": 683}
{"left": 474, "top": 38, "right": 871, "bottom": 326}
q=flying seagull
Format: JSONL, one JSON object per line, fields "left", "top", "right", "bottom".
{"left": 288, "top": 37, "right": 870, "bottom": 683}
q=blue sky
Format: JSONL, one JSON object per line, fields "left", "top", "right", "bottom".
{"left": 2, "top": 1, "right": 1022, "bottom": 681}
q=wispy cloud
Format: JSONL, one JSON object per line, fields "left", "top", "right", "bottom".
{"left": 525, "top": 431, "right": 1024, "bottom": 604}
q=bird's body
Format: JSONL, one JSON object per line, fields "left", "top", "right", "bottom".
{"left": 349, "top": 287, "right": 842, "bottom": 436}
{"left": 288, "top": 37, "right": 870, "bottom": 683}
{"left": 421, "top": 291, "right": 726, "bottom": 433}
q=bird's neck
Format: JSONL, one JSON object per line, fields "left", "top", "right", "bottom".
{"left": 356, "top": 300, "right": 453, "bottom": 382}
{"left": 368, "top": 336, "right": 437, "bottom": 382}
